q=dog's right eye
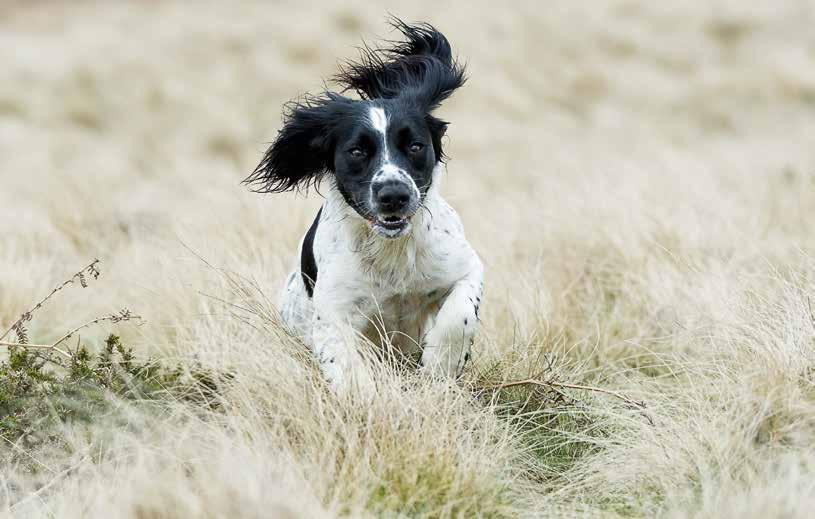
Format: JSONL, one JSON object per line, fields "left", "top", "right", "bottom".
{"left": 348, "top": 147, "right": 366, "bottom": 159}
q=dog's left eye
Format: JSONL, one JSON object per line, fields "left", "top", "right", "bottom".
{"left": 348, "top": 147, "right": 366, "bottom": 159}
{"left": 408, "top": 142, "right": 424, "bottom": 153}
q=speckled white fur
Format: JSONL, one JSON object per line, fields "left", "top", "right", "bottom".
{"left": 280, "top": 163, "right": 484, "bottom": 397}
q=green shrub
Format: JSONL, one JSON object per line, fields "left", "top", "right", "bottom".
{"left": 0, "top": 334, "right": 222, "bottom": 469}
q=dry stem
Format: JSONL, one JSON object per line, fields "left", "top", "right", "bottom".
{"left": 51, "top": 309, "right": 142, "bottom": 351}
{"left": 477, "top": 376, "right": 654, "bottom": 425}
{"left": 0, "top": 259, "right": 141, "bottom": 362}
{"left": 0, "top": 309, "right": 143, "bottom": 362}
{"left": 0, "top": 341, "right": 72, "bottom": 359}
{"left": 0, "top": 259, "right": 101, "bottom": 342}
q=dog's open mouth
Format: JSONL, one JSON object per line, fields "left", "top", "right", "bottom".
{"left": 378, "top": 215, "right": 408, "bottom": 229}
{"left": 368, "top": 214, "right": 412, "bottom": 238}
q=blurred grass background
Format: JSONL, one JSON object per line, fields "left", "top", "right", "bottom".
{"left": 1, "top": 1, "right": 815, "bottom": 517}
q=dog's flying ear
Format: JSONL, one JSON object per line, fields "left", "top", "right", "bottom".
{"left": 244, "top": 93, "right": 353, "bottom": 193}
{"left": 335, "top": 19, "right": 466, "bottom": 112}
{"left": 425, "top": 114, "right": 449, "bottom": 162}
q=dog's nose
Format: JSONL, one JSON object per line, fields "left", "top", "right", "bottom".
{"left": 374, "top": 182, "right": 411, "bottom": 213}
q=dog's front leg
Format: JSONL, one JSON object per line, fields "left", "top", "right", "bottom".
{"left": 420, "top": 261, "right": 484, "bottom": 378}
{"left": 311, "top": 287, "right": 376, "bottom": 397}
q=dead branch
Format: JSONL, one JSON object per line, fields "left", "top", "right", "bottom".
{"left": 50, "top": 308, "right": 142, "bottom": 351}
{"left": 0, "top": 341, "right": 72, "bottom": 359}
{"left": 476, "top": 376, "right": 653, "bottom": 425}
{"left": 0, "top": 259, "right": 101, "bottom": 343}
{"left": 0, "top": 309, "right": 140, "bottom": 361}
{"left": 0, "top": 258, "right": 141, "bottom": 364}
{"left": 478, "top": 377, "right": 641, "bottom": 408}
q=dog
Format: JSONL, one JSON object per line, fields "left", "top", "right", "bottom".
{"left": 245, "top": 20, "right": 483, "bottom": 396}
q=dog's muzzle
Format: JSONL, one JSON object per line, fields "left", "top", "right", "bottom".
{"left": 369, "top": 176, "right": 418, "bottom": 239}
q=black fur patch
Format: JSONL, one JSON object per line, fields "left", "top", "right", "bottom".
{"left": 300, "top": 208, "right": 322, "bottom": 297}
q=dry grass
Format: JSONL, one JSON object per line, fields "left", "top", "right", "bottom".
{"left": 2, "top": 1, "right": 815, "bottom": 517}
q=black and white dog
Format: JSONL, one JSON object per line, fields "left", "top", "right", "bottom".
{"left": 246, "top": 21, "right": 483, "bottom": 395}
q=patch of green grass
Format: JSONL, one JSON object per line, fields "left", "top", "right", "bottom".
{"left": 475, "top": 354, "right": 613, "bottom": 482}
{"left": 0, "top": 334, "right": 224, "bottom": 470}
{"left": 492, "top": 386, "right": 607, "bottom": 479}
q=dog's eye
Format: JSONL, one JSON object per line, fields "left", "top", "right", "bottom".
{"left": 348, "top": 147, "right": 366, "bottom": 159}
{"left": 408, "top": 142, "right": 425, "bottom": 153}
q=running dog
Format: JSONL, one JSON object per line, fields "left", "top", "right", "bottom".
{"left": 245, "top": 21, "right": 483, "bottom": 395}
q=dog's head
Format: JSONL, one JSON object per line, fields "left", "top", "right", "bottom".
{"left": 245, "top": 20, "right": 465, "bottom": 239}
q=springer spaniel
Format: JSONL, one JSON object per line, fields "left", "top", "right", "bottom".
{"left": 245, "top": 20, "right": 483, "bottom": 396}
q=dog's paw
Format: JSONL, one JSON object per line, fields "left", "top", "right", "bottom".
{"left": 419, "top": 337, "right": 473, "bottom": 380}
{"left": 324, "top": 360, "right": 377, "bottom": 402}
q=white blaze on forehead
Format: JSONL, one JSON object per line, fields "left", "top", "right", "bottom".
{"left": 368, "top": 105, "right": 420, "bottom": 202}
{"left": 368, "top": 106, "right": 390, "bottom": 161}
{"left": 368, "top": 106, "right": 388, "bottom": 137}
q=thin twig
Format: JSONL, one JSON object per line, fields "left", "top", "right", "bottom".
{"left": 10, "top": 455, "right": 90, "bottom": 510}
{"left": 0, "top": 341, "right": 72, "bottom": 359}
{"left": 476, "top": 377, "right": 654, "bottom": 425}
{"left": 0, "top": 434, "right": 55, "bottom": 475}
{"left": 0, "top": 309, "right": 141, "bottom": 360}
{"left": 478, "top": 378, "right": 643, "bottom": 408}
{"left": 0, "top": 259, "right": 100, "bottom": 342}
{"left": 50, "top": 309, "right": 142, "bottom": 350}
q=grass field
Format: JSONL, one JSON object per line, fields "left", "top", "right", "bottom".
{"left": 2, "top": 1, "right": 815, "bottom": 517}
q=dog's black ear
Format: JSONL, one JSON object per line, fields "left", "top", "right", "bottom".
{"left": 426, "top": 114, "right": 449, "bottom": 163}
{"left": 335, "top": 19, "right": 466, "bottom": 111}
{"left": 244, "top": 93, "right": 352, "bottom": 193}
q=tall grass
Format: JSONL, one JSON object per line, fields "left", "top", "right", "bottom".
{"left": 2, "top": 0, "right": 815, "bottom": 517}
